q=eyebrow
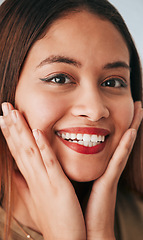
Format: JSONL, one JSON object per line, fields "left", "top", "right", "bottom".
{"left": 37, "top": 55, "right": 82, "bottom": 68}
{"left": 36, "top": 55, "right": 130, "bottom": 71}
{"left": 103, "top": 61, "right": 131, "bottom": 71}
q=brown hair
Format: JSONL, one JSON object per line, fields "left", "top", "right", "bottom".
{"left": 0, "top": 0, "right": 142, "bottom": 239}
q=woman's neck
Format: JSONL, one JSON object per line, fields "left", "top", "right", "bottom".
{"left": 71, "top": 180, "right": 93, "bottom": 213}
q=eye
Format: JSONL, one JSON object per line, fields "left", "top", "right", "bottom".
{"left": 101, "top": 77, "right": 127, "bottom": 88}
{"left": 40, "top": 73, "right": 75, "bottom": 85}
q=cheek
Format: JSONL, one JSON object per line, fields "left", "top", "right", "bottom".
{"left": 118, "top": 101, "right": 134, "bottom": 127}
{"left": 16, "top": 91, "right": 68, "bottom": 131}
{"left": 111, "top": 98, "right": 134, "bottom": 139}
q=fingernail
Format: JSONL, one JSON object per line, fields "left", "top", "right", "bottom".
{"left": 2, "top": 102, "right": 9, "bottom": 116}
{"left": 32, "top": 129, "right": 39, "bottom": 140}
{"left": 11, "top": 110, "right": 18, "bottom": 123}
{"left": 0, "top": 116, "right": 6, "bottom": 128}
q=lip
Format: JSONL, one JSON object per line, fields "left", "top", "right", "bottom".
{"left": 57, "top": 127, "right": 110, "bottom": 135}
{"left": 56, "top": 127, "right": 110, "bottom": 155}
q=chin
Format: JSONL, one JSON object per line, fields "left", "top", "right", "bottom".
{"left": 54, "top": 145, "right": 109, "bottom": 182}
{"left": 64, "top": 167, "right": 105, "bottom": 182}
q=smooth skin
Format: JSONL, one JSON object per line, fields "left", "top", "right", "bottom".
{"left": 15, "top": 11, "right": 134, "bottom": 182}
{"left": 0, "top": 102, "right": 142, "bottom": 240}
{"left": 0, "top": 11, "right": 143, "bottom": 240}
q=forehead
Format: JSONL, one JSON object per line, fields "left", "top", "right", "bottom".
{"left": 25, "top": 10, "right": 129, "bottom": 70}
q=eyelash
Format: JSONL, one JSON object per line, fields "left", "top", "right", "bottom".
{"left": 40, "top": 73, "right": 127, "bottom": 88}
{"left": 40, "top": 73, "right": 75, "bottom": 85}
{"left": 101, "top": 76, "right": 127, "bottom": 88}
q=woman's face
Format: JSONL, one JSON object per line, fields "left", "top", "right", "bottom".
{"left": 15, "top": 11, "right": 134, "bottom": 182}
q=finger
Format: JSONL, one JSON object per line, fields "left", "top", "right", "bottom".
{"left": 1, "top": 102, "right": 15, "bottom": 140}
{"left": 103, "top": 128, "right": 137, "bottom": 186}
{"left": 1, "top": 106, "right": 47, "bottom": 186}
{"left": 2, "top": 102, "right": 14, "bottom": 116}
{"left": 0, "top": 115, "right": 17, "bottom": 154}
{"left": 32, "top": 129, "right": 68, "bottom": 185}
{"left": 130, "top": 101, "right": 143, "bottom": 130}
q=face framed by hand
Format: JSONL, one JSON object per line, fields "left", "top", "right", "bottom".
{"left": 15, "top": 11, "right": 134, "bottom": 182}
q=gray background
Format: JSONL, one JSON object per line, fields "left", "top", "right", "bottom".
{"left": 0, "top": 0, "right": 143, "bottom": 64}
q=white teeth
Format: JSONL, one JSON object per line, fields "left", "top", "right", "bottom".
{"left": 98, "top": 135, "right": 102, "bottom": 141}
{"left": 57, "top": 131, "right": 107, "bottom": 147}
{"left": 101, "top": 136, "right": 105, "bottom": 142}
{"left": 84, "top": 141, "right": 89, "bottom": 147}
{"left": 77, "top": 133, "right": 83, "bottom": 140}
{"left": 93, "top": 142, "right": 97, "bottom": 146}
{"left": 71, "top": 133, "right": 76, "bottom": 139}
{"left": 65, "top": 132, "right": 70, "bottom": 139}
{"left": 62, "top": 133, "right": 66, "bottom": 139}
{"left": 83, "top": 134, "right": 91, "bottom": 142}
{"left": 89, "top": 142, "right": 93, "bottom": 147}
{"left": 91, "top": 135, "right": 98, "bottom": 142}
{"left": 57, "top": 132, "right": 61, "bottom": 137}
{"left": 78, "top": 141, "right": 83, "bottom": 145}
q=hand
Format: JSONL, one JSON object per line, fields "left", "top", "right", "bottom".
{"left": 85, "top": 101, "right": 143, "bottom": 240}
{"left": 0, "top": 102, "right": 86, "bottom": 240}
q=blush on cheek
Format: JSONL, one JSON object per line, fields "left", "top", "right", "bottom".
{"left": 26, "top": 97, "right": 68, "bottom": 130}
{"left": 117, "top": 100, "right": 134, "bottom": 129}
{"left": 42, "top": 98, "right": 68, "bottom": 119}
{"left": 110, "top": 100, "right": 134, "bottom": 148}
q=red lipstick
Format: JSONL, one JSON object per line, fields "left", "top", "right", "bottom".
{"left": 56, "top": 127, "right": 109, "bottom": 155}
{"left": 58, "top": 127, "right": 109, "bottom": 135}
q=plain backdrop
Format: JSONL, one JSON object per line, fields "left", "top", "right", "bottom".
{"left": 109, "top": 0, "right": 143, "bottom": 64}
{"left": 0, "top": 0, "right": 143, "bottom": 63}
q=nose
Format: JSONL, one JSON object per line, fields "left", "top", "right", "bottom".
{"left": 71, "top": 86, "right": 109, "bottom": 122}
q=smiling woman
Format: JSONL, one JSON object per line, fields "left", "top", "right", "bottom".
{"left": 14, "top": 11, "right": 133, "bottom": 182}
{"left": 0, "top": 1, "right": 143, "bottom": 240}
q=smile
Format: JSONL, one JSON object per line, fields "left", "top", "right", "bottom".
{"left": 56, "top": 127, "right": 109, "bottom": 154}
{"left": 57, "top": 132, "right": 105, "bottom": 147}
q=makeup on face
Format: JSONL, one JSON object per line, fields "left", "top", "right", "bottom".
{"left": 15, "top": 11, "right": 134, "bottom": 181}
{"left": 56, "top": 127, "right": 110, "bottom": 154}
